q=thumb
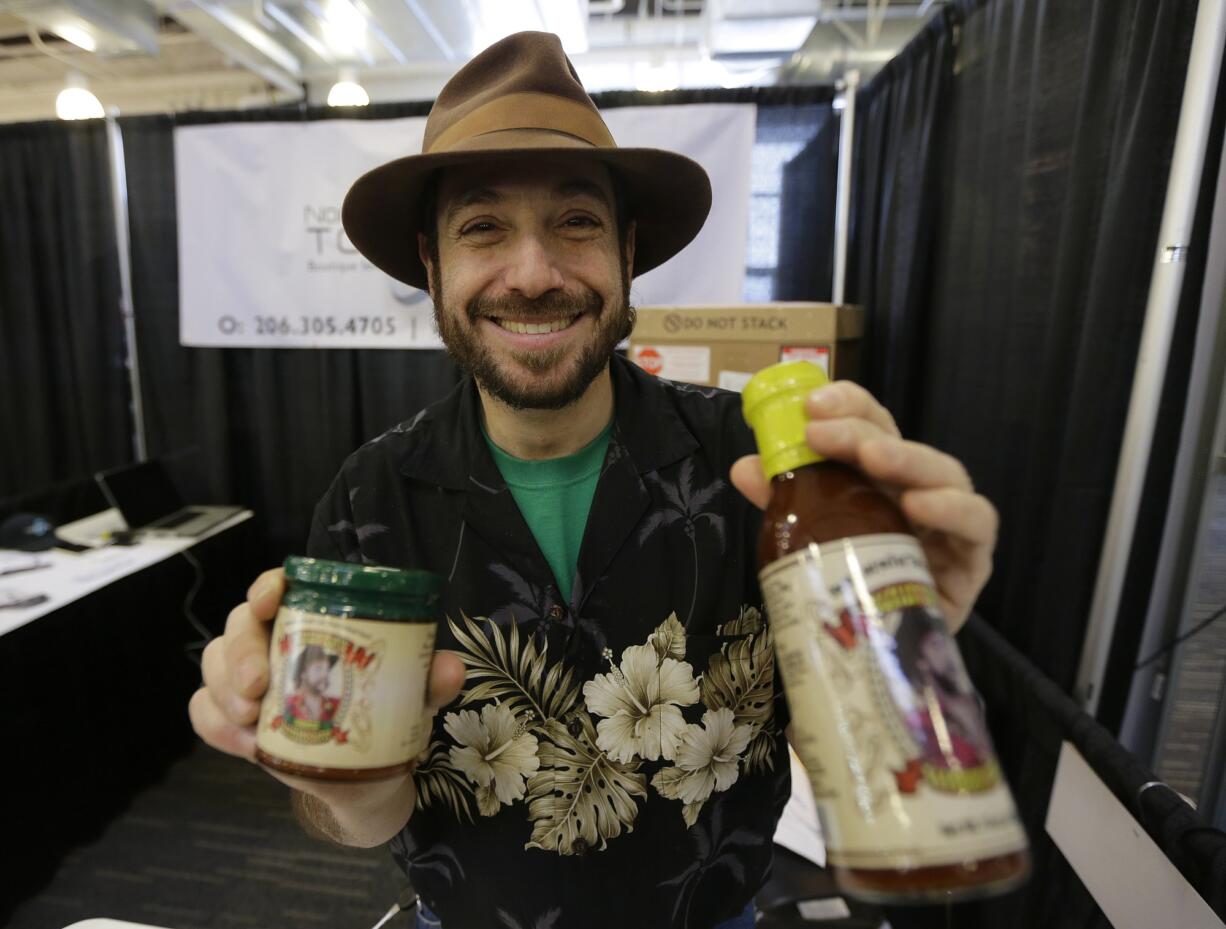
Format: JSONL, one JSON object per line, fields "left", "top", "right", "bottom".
{"left": 730, "top": 455, "right": 770, "bottom": 510}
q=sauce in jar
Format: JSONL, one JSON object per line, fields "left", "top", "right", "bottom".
{"left": 744, "top": 362, "right": 1030, "bottom": 903}
{"left": 255, "top": 556, "right": 441, "bottom": 781}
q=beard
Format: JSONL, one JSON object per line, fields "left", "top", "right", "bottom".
{"left": 433, "top": 264, "right": 634, "bottom": 411}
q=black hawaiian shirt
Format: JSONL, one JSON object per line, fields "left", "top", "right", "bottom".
{"left": 307, "top": 355, "right": 792, "bottom": 929}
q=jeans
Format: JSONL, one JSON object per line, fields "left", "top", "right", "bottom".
{"left": 415, "top": 900, "right": 756, "bottom": 928}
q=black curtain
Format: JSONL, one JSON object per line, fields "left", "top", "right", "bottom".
{"left": 848, "top": 14, "right": 956, "bottom": 435}
{"left": 927, "top": 0, "right": 1201, "bottom": 694}
{"left": 852, "top": 0, "right": 1203, "bottom": 694}
{"left": 0, "top": 121, "right": 130, "bottom": 499}
{"left": 775, "top": 112, "right": 839, "bottom": 302}
{"left": 118, "top": 88, "right": 831, "bottom": 565}
{"left": 846, "top": 1, "right": 1220, "bottom": 925}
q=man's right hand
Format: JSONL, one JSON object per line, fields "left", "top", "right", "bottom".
{"left": 188, "top": 567, "right": 467, "bottom": 845}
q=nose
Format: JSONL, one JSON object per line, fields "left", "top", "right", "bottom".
{"left": 501, "top": 232, "right": 566, "bottom": 298}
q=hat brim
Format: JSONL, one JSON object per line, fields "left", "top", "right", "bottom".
{"left": 341, "top": 136, "right": 712, "bottom": 290}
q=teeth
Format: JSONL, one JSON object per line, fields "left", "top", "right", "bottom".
{"left": 498, "top": 316, "right": 577, "bottom": 335}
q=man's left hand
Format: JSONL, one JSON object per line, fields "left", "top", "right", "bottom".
{"left": 730, "top": 381, "right": 997, "bottom": 633}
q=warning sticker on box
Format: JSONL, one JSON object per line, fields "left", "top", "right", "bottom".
{"left": 631, "top": 345, "right": 711, "bottom": 383}
{"left": 780, "top": 345, "right": 830, "bottom": 374}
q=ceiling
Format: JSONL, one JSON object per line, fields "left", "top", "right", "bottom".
{"left": 0, "top": 0, "right": 945, "bottom": 124}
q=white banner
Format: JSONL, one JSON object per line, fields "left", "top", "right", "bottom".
{"left": 174, "top": 105, "right": 756, "bottom": 349}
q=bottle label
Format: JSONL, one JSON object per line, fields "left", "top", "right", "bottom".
{"left": 255, "top": 607, "right": 437, "bottom": 770}
{"left": 760, "top": 533, "right": 1027, "bottom": 869}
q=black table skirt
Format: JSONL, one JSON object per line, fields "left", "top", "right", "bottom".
{"left": 2, "top": 520, "right": 258, "bottom": 921}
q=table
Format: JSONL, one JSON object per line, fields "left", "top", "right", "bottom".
{"left": 2, "top": 509, "right": 258, "bottom": 923}
{"left": 0, "top": 508, "right": 253, "bottom": 637}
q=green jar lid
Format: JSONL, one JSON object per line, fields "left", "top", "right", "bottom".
{"left": 284, "top": 556, "right": 441, "bottom": 599}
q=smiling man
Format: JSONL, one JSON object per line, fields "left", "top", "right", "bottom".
{"left": 190, "top": 31, "right": 1000, "bottom": 929}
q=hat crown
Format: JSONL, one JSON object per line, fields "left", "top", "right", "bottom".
{"left": 423, "top": 31, "right": 614, "bottom": 154}
{"left": 340, "top": 30, "right": 712, "bottom": 290}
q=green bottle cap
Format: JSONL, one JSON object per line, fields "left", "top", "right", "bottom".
{"left": 284, "top": 556, "right": 441, "bottom": 599}
{"left": 742, "top": 361, "right": 831, "bottom": 480}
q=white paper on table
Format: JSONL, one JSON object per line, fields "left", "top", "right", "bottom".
{"left": 773, "top": 747, "right": 827, "bottom": 867}
{"left": 56, "top": 508, "right": 126, "bottom": 547}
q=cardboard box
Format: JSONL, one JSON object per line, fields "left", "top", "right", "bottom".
{"left": 628, "top": 303, "right": 864, "bottom": 390}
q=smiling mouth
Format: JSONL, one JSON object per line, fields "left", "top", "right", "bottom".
{"left": 490, "top": 314, "right": 582, "bottom": 335}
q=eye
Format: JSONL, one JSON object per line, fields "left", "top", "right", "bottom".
{"left": 561, "top": 214, "right": 602, "bottom": 230}
{"left": 460, "top": 220, "right": 499, "bottom": 236}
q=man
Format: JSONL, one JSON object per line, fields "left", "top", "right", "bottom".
{"left": 190, "top": 32, "right": 998, "bottom": 929}
{"left": 285, "top": 644, "right": 340, "bottom": 728}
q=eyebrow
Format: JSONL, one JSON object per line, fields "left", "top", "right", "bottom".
{"left": 443, "top": 177, "right": 611, "bottom": 224}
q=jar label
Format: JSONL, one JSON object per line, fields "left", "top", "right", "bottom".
{"left": 760, "top": 533, "right": 1027, "bottom": 869}
{"left": 255, "top": 607, "right": 438, "bottom": 770}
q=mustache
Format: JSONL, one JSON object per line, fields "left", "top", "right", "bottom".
{"left": 468, "top": 288, "right": 604, "bottom": 322}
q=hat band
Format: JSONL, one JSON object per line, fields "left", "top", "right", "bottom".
{"left": 426, "top": 92, "right": 616, "bottom": 154}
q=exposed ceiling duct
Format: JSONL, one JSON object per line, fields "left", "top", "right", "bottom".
{"left": 0, "top": 0, "right": 947, "bottom": 122}
{"left": 3, "top": 0, "right": 159, "bottom": 56}
{"left": 783, "top": 16, "right": 935, "bottom": 83}
{"left": 166, "top": 0, "right": 303, "bottom": 97}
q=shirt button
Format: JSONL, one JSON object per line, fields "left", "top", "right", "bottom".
{"left": 567, "top": 717, "right": 584, "bottom": 738}
{"left": 571, "top": 838, "right": 589, "bottom": 855}
{"left": 547, "top": 604, "right": 565, "bottom": 621}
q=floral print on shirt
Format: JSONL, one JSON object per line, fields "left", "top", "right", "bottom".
{"left": 419, "top": 606, "right": 777, "bottom": 855}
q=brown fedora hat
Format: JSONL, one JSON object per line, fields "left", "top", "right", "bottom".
{"left": 342, "top": 31, "right": 712, "bottom": 290}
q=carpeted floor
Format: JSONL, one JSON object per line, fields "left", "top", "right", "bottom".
{"left": 9, "top": 742, "right": 408, "bottom": 929}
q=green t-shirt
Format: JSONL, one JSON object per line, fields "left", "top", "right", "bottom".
{"left": 483, "top": 421, "right": 613, "bottom": 603}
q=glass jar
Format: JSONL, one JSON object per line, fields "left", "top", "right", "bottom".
{"left": 255, "top": 556, "right": 441, "bottom": 781}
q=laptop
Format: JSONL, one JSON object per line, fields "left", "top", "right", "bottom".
{"left": 95, "top": 460, "right": 243, "bottom": 538}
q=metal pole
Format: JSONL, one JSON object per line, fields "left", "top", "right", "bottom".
{"left": 105, "top": 111, "right": 148, "bottom": 463}
{"left": 1074, "top": 0, "right": 1226, "bottom": 714}
{"left": 833, "top": 68, "right": 860, "bottom": 305}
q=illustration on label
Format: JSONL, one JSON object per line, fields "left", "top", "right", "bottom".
{"left": 761, "top": 534, "right": 1025, "bottom": 867}
{"left": 271, "top": 633, "right": 369, "bottom": 745}
{"left": 834, "top": 581, "right": 1000, "bottom": 798}
{"left": 266, "top": 624, "right": 383, "bottom": 754}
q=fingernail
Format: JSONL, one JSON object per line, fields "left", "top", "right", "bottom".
{"left": 809, "top": 386, "right": 838, "bottom": 411}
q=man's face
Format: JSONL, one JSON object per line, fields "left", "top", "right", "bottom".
{"left": 420, "top": 158, "right": 635, "bottom": 411}
{"left": 918, "top": 629, "right": 956, "bottom": 680}
{"left": 301, "top": 658, "right": 331, "bottom": 695}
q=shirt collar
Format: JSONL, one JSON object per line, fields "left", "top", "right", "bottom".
{"left": 397, "top": 355, "right": 699, "bottom": 489}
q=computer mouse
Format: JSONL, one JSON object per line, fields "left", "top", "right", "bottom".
{"left": 0, "top": 513, "right": 58, "bottom": 552}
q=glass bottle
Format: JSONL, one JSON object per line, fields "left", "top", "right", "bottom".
{"left": 743, "top": 362, "right": 1030, "bottom": 903}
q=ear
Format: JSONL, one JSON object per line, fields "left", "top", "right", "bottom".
{"left": 417, "top": 232, "right": 436, "bottom": 296}
{"left": 623, "top": 220, "right": 637, "bottom": 281}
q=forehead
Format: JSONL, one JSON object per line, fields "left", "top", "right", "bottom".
{"left": 435, "top": 157, "right": 616, "bottom": 212}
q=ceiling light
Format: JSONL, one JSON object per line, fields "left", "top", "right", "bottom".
{"left": 635, "top": 62, "right": 679, "bottom": 93}
{"left": 327, "top": 68, "right": 369, "bottom": 106}
{"left": 56, "top": 72, "right": 104, "bottom": 120}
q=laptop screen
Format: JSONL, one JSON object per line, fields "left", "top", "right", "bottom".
{"left": 97, "top": 461, "right": 186, "bottom": 529}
